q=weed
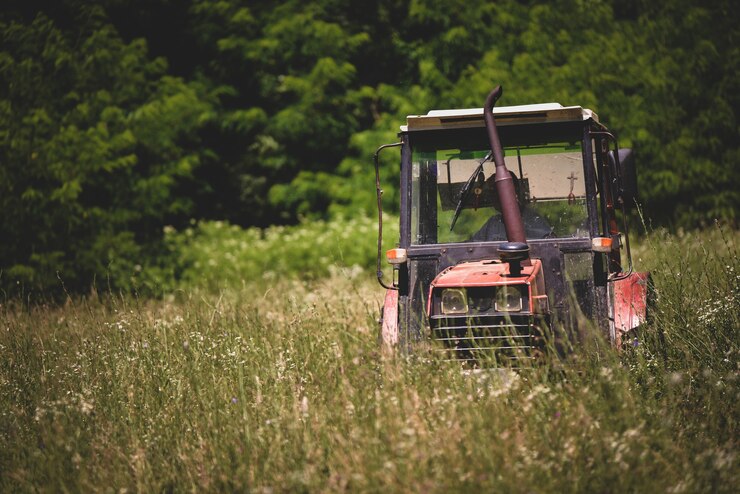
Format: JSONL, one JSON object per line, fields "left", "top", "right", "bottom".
{"left": 0, "top": 227, "right": 737, "bottom": 492}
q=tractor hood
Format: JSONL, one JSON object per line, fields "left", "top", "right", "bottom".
{"left": 430, "top": 259, "right": 542, "bottom": 288}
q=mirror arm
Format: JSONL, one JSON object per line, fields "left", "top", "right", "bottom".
{"left": 590, "top": 131, "right": 634, "bottom": 280}
{"left": 374, "top": 141, "right": 403, "bottom": 290}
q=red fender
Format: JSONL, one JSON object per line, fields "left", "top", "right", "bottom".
{"left": 381, "top": 289, "right": 399, "bottom": 347}
{"left": 612, "top": 271, "right": 650, "bottom": 347}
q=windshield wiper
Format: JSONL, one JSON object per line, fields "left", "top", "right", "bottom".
{"left": 449, "top": 151, "right": 492, "bottom": 231}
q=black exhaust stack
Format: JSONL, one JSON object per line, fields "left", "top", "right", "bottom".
{"left": 483, "top": 86, "right": 530, "bottom": 270}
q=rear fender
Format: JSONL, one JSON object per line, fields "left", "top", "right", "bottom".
{"left": 611, "top": 271, "right": 651, "bottom": 348}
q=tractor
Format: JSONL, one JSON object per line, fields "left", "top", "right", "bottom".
{"left": 374, "top": 86, "right": 649, "bottom": 364}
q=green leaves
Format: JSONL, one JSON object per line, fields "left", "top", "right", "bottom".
{"left": 0, "top": 7, "right": 218, "bottom": 293}
{"left": 130, "top": 77, "right": 216, "bottom": 156}
{"left": 1, "top": 0, "right": 737, "bottom": 294}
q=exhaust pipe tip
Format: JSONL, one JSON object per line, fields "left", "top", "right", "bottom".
{"left": 484, "top": 85, "right": 503, "bottom": 110}
{"left": 498, "top": 242, "right": 529, "bottom": 277}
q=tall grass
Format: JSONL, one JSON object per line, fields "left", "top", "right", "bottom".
{"left": 1, "top": 226, "right": 737, "bottom": 492}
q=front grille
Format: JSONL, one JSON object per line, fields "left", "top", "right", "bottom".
{"left": 429, "top": 314, "right": 547, "bottom": 364}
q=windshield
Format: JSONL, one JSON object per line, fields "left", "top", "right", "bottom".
{"left": 411, "top": 141, "right": 589, "bottom": 245}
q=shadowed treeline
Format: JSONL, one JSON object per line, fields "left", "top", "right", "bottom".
{"left": 1, "top": 0, "right": 737, "bottom": 293}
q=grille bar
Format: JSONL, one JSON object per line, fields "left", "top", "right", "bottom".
{"left": 433, "top": 322, "right": 530, "bottom": 332}
{"left": 435, "top": 335, "right": 531, "bottom": 341}
{"left": 443, "top": 356, "right": 537, "bottom": 363}
{"left": 432, "top": 346, "right": 537, "bottom": 352}
{"left": 430, "top": 314, "right": 547, "bottom": 364}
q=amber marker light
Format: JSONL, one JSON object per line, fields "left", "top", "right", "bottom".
{"left": 591, "top": 237, "right": 613, "bottom": 253}
{"left": 386, "top": 248, "right": 407, "bottom": 265}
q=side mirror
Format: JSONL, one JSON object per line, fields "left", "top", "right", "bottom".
{"left": 608, "top": 148, "right": 637, "bottom": 209}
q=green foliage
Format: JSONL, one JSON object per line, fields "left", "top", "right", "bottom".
{"left": 1, "top": 0, "right": 738, "bottom": 293}
{"left": 165, "top": 215, "right": 399, "bottom": 291}
{"left": 0, "top": 7, "right": 218, "bottom": 293}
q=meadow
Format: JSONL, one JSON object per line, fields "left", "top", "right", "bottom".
{"left": 1, "top": 220, "right": 738, "bottom": 492}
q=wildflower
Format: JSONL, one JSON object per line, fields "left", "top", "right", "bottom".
{"left": 231, "top": 397, "right": 238, "bottom": 404}
{"left": 600, "top": 367, "right": 613, "bottom": 379}
{"left": 669, "top": 372, "right": 683, "bottom": 386}
{"left": 632, "top": 338, "right": 639, "bottom": 348}
{"left": 80, "top": 398, "right": 94, "bottom": 415}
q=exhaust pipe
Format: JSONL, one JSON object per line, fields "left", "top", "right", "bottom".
{"left": 483, "top": 86, "right": 527, "bottom": 246}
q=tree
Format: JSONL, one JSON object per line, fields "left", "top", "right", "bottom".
{"left": 0, "top": 6, "right": 217, "bottom": 292}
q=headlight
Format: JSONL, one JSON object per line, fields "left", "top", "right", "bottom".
{"left": 441, "top": 288, "right": 468, "bottom": 314}
{"left": 494, "top": 287, "right": 522, "bottom": 312}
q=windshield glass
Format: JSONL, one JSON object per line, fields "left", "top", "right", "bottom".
{"left": 411, "top": 142, "right": 589, "bottom": 245}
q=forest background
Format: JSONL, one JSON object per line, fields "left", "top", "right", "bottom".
{"left": 1, "top": 0, "right": 738, "bottom": 295}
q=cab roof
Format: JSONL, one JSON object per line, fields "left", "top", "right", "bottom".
{"left": 402, "top": 103, "right": 597, "bottom": 132}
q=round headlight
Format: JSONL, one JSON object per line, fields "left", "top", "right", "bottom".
{"left": 441, "top": 288, "right": 468, "bottom": 314}
{"left": 494, "top": 287, "right": 522, "bottom": 312}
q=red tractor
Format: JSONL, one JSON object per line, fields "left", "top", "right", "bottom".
{"left": 374, "top": 86, "right": 649, "bottom": 363}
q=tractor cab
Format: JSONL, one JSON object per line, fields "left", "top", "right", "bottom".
{"left": 375, "top": 87, "right": 649, "bottom": 363}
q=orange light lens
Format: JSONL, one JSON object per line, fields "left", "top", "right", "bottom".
{"left": 386, "top": 248, "right": 407, "bottom": 264}
{"left": 591, "top": 237, "right": 613, "bottom": 253}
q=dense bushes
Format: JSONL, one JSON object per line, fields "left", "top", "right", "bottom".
{"left": 0, "top": 8, "right": 218, "bottom": 293}
{"left": 164, "top": 215, "right": 399, "bottom": 292}
{"left": 14, "top": 215, "right": 399, "bottom": 296}
{"left": 1, "top": 0, "right": 738, "bottom": 294}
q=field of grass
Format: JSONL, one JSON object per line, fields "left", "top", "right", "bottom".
{"left": 1, "top": 223, "right": 738, "bottom": 492}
